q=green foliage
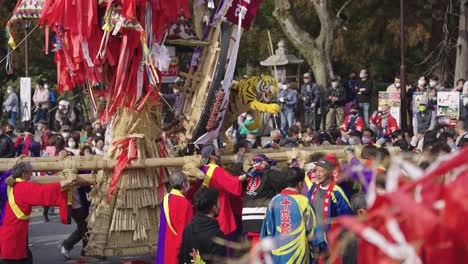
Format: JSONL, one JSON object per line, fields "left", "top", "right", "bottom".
{"left": 238, "top": 0, "right": 459, "bottom": 84}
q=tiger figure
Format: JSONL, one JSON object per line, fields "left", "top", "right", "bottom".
{"left": 221, "top": 75, "right": 281, "bottom": 143}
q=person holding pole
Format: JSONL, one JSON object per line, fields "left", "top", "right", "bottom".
{"left": 0, "top": 162, "right": 75, "bottom": 264}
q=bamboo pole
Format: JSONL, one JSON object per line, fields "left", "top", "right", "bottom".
{"left": 0, "top": 146, "right": 399, "bottom": 172}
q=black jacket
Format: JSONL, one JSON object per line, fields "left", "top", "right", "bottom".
{"left": 0, "top": 134, "right": 15, "bottom": 158}
{"left": 326, "top": 85, "right": 346, "bottom": 108}
{"left": 179, "top": 214, "right": 227, "bottom": 264}
{"left": 242, "top": 169, "right": 288, "bottom": 233}
{"left": 354, "top": 79, "right": 374, "bottom": 103}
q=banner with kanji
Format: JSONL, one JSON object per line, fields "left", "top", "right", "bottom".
{"left": 225, "top": 0, "right": 262, "bottom": 30}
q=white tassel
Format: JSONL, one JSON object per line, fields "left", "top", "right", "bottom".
{"left": 81, "top": 41, "right": 95, "bottom": 67}
{"left": 112, "top": 17, "right": 126, "bottom": 36}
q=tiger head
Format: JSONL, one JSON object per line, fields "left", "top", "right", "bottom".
{"left": 256, "top": 75, "right": 278, "bottom": 103}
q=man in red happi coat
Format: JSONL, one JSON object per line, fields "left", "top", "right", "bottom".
{"left": 0, "top": 162, "right": 75, "bottom": 263}
{"left": 155, "top": 170, "right": 193, "bottom": 264}
{"left": 200, "top": 145, "right": 247, "bottom": 235}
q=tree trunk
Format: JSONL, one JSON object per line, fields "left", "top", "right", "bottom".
{"left": 274, "top": 0, "right": 341, "bottom": 130}
{"left": 429, "top": 0, "right": 449, "bottom": 80}
{"left": 273, "top": 0, "right": 337, "bottom": 90}
{"left": 455, "top": 0, "right": 468, "bottom": 82}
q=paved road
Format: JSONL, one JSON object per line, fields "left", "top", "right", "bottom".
{"left": 28, "top": 209, "right": 153, "bottom": 264}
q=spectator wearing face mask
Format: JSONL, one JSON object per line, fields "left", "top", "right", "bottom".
{"left": 386, "top": 74, "right": 402, "bottom": 93}
{"left": 347, "top": 130, "right": 362, "bottom": 146}
{"left": 239, "top": 113, "right": 259, "bottom": 138}
{"left": 428, "top": 75, "right": 442, "bottom": 91}
{"left": 3, "top": 86, "right": 18, "bottom": 128}
{"left": 340, "top": 105, "right": 364, "bottom": 144}
{"left": 60, "top": 128, "right": 72, "bottom": 142}
{"left": 55, "top": 100, "right": 76, "bottom": 131}
{"left": 411, "top": 102, "right": 436, "bottom": 149}
{"left": 93, "top": 138, "right": 105, "bottom": 155}
{"left": 66, "top": 138, "right": 80, "bottom": 156}
{"left": 301, "top": 72, "right": 320, "bottom": 130}
{"left": 369, "top": 104, "right": 399, "bottom": 144}
{"left": 361, "top": 128, "right": 376, "bottom": 145}
{"left": 354, "top": 69, "right": 374, "bottom": 128}
{"left": 278, "top": 80, "right": 297, "bottom": 134}
{"left": 33, "top": 80, "right": 50, "bottom": 126}
{"left": 244, "top": 132, "right": 259, "bottom": 149}
{"left": 4, "top": 124, "right": 17, "bottom": 142}
{"left": 344, "top": 72, "right": 358, "bottom": 115}
{"left": 0, "top": 126, "right": 15, "bottom": 158}
{"left": 415, "top": 76, "right": 428, "bottom": 92}
{"left": 263, "top": 129, "right": 282, "bottom": 149}
{"left": 325, "top": 77, "right": 346, "bottom": 131}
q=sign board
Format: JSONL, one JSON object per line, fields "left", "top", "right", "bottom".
{"left": 20, "top": 77, "right": 31, "bottom": 121}
{"left": 378, "top": 92, "right": 401, "bottom": 126}
{"left": 161, "top": 46, "right": 179, "bottom": 84}
{"left": 437, "top": 92, "right": 459, "bottom": 125}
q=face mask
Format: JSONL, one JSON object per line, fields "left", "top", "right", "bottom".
{"left": 247, "top": 139, "right": 256, "bottom": 145}
{"left": 281, "top": 85, "right": 288, "bottom": 90}
{"left": 429, "top": 81, "right": 437, "bottom": 88}
{"left": 305, "top": 136, "right": 313, "bottom": 142}
{"left": 44, "top": 84, "right": 49, "bottom": 89}
{"left": 418, "top": 80, "right": 426, "bottom": 87}
{"left": 7, "top": 90, "right": 12, "bottom": 94}
{"left": 331, "top": 82, "right": 339, "bottom": 88}
{"left": 62, "top": 132, "right": 70, "bottom": 138}
{"left": 68, "top": 141, "right": 76, "bottom": 148}
{"left": 362, "top": 137, "right": 371, "bottom": 144}
{"left": 303, "top": 78, "right": 310, "bottom": 83}
{"left": 418, "top": 105, "right": 427, "bottom": 112}
{"left": 359, "top": 73, "right": 366, "bottom": 79}
{"left": 273, "top": 138, "right": 281, "bottom": 144}
{"left": 348, "top": 137, "right": 357, "bottom": 145}
{"left": 351, "top": 111, "right": 358, "bottom": 116}
{"left": 246, "top": 116, "right": 253, "bottom": 121}
{"left": 395, "top": 83, "right": 401, "bottom": 88}
{"left": 6, "top": 131, "right": 13, "bottom": 136}
{"left": 173, "top": 89, "right": 179, "bottom": 94}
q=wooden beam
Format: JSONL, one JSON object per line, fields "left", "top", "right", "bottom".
{"left": 0, "top": 146, "right": 399, "bottom": 172}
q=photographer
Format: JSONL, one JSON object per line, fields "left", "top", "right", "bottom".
{"left": 32, "top": 80, "right": 50, "bottom": 126}
{"left": 301, "top": 72, "right": 320, "bottom": 130}
{"left": 278, "top": 80, "right": 297, "bottom": 135}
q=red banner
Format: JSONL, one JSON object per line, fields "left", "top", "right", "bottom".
{"left": 225, "top": 0, "right": 263, "bottom": 30}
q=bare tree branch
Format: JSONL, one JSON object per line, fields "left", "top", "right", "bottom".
{"left": 337, "top": 0, "right": 353, "bottom": 18}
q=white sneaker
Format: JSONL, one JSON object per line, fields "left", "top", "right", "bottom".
{"left": 58, "top": 244, "right": 71, "bottom": 259}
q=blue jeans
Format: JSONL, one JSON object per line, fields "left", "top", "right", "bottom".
{"left": 359, "top": 102, "right": 370, "bottom": 128}
{"left": 7, "top": 111, "right": 17, "bottom": 128}
{"left": 280, "top": 110, "right": 295, "bottom": 134}
{"left": 34, "top": 108, "right": 48, "bottom": 125}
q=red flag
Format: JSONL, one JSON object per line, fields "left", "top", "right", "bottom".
{"left": 225, "top": 0, "right": 263, "bottom": 30}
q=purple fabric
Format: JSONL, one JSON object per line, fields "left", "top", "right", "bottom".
{"left": 0, "top": 169, "right": 13, "bottom": 226}
{"left": 342, "top": 157, "right": 374, "bottom": 193}
{"left": 155, "top": 195, "right": 169, "bottom": 264}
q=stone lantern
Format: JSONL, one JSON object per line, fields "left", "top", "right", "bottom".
{"left": 260, "top": 40, "right": 304, "bottom": 83}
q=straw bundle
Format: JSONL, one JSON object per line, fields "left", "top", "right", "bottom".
{"left": 85, "top": 103, "right": 168, "bottom": 257}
